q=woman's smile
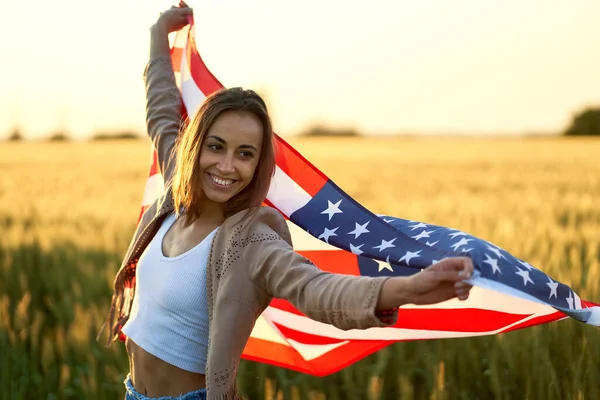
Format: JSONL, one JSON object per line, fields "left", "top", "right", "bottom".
{"left": 207, "top": 173, "right": 235, "bottom": 187}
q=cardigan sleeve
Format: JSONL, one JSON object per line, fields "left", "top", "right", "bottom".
{"left": 143, "top": 55, "right": 183, "bottom": 184}
{"left": 243, "top": 211, "right": 398, "bottom": 330}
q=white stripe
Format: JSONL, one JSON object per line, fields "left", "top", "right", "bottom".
{"left": 287, "top": 339, "right": 349, "bottom": 361}
{"left": 266, "top": 166, "right": 312, "bottom": 217}
{"left": 142, "top": 173, "right": 164, "bottom": 206}
{"left": 287, "top": 220, "right": 339, "bottom": 251}
{"left": 177, "top": 29, "right": 205, "bottom": 116}
{"left": 588, "top": 308, "right": 600, "bottom": 325}
{"left": 400, "top": 285, "right": 557, "bottom": 312}
{"left": 470, "top": 276, "right": 598, "bottom": 324}
{"left": 181, "top": 76, "right": 205, "bottom": 117}
{"left": 249, "top": 315, "right": 290, "bottom": 346}
{"left": 173, "top": 25, "right": 189, "bottom": 49}
{"left": 263, "top": 304, "right": 556, "bottom": 342}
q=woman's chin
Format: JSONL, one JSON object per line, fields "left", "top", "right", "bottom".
{"left": 203, "top": 187, "right": 237, "bottom": 204}
{"left": 204, "top": 192, "right": 232, "bottom": 204}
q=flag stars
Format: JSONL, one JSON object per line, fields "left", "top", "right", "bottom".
{"left": 374, "top": 238, "right": 397, "bottom": 252}
{"left": 412, "top": 230, "right": 434, "bottom": 240}
{"left": 409, "top": 222, "right": 427, "bottom": 231}
{"left": 399, "top": 250, "right": 422, "bottom": 266}
{"left": 566, "top": 291, "right": 574, "bottom": 309}
{"left": 321, "top": 199, "right": 343, "bottom": 221}
{"left": 518, "top": 260, "right": 535, "bottom": 271}
{"left": 348, "top": 221, "right": 370, "bottom": 239}
{"left": 349, "top": 243, "right": 364, "bottom": 255}
{"left": 377, "top": 256, "right": 394, "bottom": 273}
{"left": 425, "top": 240, "right": 439, "bottom": 247}
{"left": 515, "top": 267, "right": 534, "bottom": 286}
{"left": 486, "top": 245, "right": 506, "bottom": 260}
{"left": 483, "top": 254, "right": 501, "bottom": 274}
{"left": 318, "top": 227, "right": 339, "bottom": 244}
{"left": 448, "top": 230, "right": 468, "bottom": 239}
{"left": 450, "top": 238, "right": 473, "bottom": 251}
{"left": 546, "top": 277, "right": 559, "bottom": 299}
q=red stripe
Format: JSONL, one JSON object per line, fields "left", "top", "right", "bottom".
{"left": 292, "top": 340, "right": 389, "bottom": 376}
{"left": 500, "top": 311, "right": 564, "bottom": 333}
{"left": 242, "top": 337, "right": 315, "bottom": 373}
{"left": 272, "top": 322, "right": 349, "bottom": 345}
{"left": 170, "top": 47, "right": 182, "bottom": 73}
{"left": 137, "top": 205, "right": 149, "bottom": 223}
{"left": 274, "top": 137, "right": 328, "bottom": 197}
{"left": 149, "top": 150, "right": 160, "bottom": 176}
{"left": 242, "top": 336, "right": 390, "bottom": 377}
{"left": 269, "top": 298, "right": 538, "bottom": 333}
{"left": 392, "top": 307, "right": 536, "bottom": 332}
{"left": 297, "top": 250, "right": 360, "bottom": 275}
{"left": 187, "top": 33, "right": 224, "bottom": 96}
{"left": 582, "top": 300, "right": 600, "bottom": 308}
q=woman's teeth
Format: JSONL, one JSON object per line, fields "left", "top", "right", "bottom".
{"left": 210, "top": 174, "right": 234, "bottom": 186}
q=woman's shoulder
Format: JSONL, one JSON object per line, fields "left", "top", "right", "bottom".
{"left": 222, "top": 206, "right": 293, "bottom": 247}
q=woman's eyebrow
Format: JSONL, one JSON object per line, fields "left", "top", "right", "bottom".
{"left": 207, "top": 136, "right": 258, "bottom": 151}
{"left": 206, "top": 135, "right": 225, "bottom": 143}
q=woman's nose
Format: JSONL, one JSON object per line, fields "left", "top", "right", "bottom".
{"left": 216, "top": 153, "right": 235, "bottom": 173}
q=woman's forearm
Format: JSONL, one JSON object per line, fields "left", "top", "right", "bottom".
{"left": 149, "top": 24, "right": 171, "bottom": 59}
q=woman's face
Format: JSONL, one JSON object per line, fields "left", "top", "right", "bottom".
{"left": 198, "top": 110, "right": 263, "bottom": 204}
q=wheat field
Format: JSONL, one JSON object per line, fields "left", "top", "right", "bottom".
{"left": 1, "top": 137, "right": 599, "bottom": 399}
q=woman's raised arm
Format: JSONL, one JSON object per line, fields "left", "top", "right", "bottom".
{"left": 144, "top": 4, "right": 193, "bottom": 183}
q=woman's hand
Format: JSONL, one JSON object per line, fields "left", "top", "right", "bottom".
{"left": 377, "top": 257, "right": 474, "bottom": 310}
{"left": 404, "top": 257, "right": 474, "bottom": 304}
{"left": 154, "top": 1, "right": 193, "bottom": 34}
{"left": 150, "top": 2, "right": 193, "bottom": 57}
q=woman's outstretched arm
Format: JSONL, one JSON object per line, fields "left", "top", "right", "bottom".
{"left": 244, "top": 209, "right": 474, "bottom": 330}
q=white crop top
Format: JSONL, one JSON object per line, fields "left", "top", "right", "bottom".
{"left": 122, "top": 212, "right": 219, "bottom": 374}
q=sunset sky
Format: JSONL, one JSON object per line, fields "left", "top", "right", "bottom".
{"left": 1, "top": 0, "right": 599, "bottom": 139}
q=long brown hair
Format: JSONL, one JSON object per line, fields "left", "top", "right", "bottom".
{"left": 171, "top": 87, "right": 275, "bottom": 223}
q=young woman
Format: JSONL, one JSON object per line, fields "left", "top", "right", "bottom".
{"left": 103, "top": 4, "right": 474, "bottom": 399}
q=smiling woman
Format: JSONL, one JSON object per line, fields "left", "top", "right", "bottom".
{"left": 101, "top": 3, "right": 475, "bottom": 400}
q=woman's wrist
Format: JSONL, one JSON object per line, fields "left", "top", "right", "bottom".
{"left": 150, "top": 22, "right": 168, "bottom": 37}
{"left": 376, "top": 277, "right": 410, "bottom": 311}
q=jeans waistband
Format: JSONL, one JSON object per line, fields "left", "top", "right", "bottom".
{"left": 124, "top": 374, "right": 207, "bottom": 400}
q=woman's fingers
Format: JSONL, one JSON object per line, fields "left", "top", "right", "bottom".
{"left": 430, "top": 257, "right": 474, "bottom": 279}
{"left": 454, "top": 281, "right": 473, "bottom": 301}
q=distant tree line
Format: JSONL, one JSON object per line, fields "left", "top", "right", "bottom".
{"left": 300, "top": 124, "right": 359, "bottom": 137}
{"left": 89, "top": 130, "right": 142, "bottom": 140}
{"left": 5, "top": 108, "right": 600, "bottom": 140}
{"left": 5, "top": 129, "right": 142, "bottom": 142}
{"left": 564, "top": 108, "right": 600, "bottom": 136}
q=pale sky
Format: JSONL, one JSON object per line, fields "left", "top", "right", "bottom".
{"left": 1, "top": 0, "right": 600, "bottom": 139}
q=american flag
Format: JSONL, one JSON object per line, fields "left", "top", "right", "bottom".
{"left": 137, "top": 21, "right": 599, "bottom": 376}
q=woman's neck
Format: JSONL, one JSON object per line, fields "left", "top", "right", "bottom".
{"left": 183, "top": 200, "right": 225, "bottom": 227}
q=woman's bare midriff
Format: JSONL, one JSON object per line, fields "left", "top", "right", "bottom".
{"left": 126, "top": 337, "right": 206, "bottom": 397}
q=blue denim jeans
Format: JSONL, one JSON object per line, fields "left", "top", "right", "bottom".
{"left": 124, "top": 374, "right": 207, "bottom": 400}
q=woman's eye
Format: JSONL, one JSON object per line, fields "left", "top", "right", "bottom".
{"left": 208, "top": 144, "right": 222, "bottom": 151}
{"left": 239, "top": 151, "right": 255, "bottom": 158}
